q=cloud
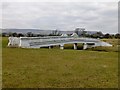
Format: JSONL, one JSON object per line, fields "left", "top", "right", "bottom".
{"left": 1, "top": 2, "right": 118, "bottom": 33}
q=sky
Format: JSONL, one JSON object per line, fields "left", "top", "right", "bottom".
{"left": 1, "top": 1, "right": 118, "bottom": 34}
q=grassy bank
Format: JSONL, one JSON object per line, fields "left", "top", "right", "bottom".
{"left": 2, "top": 37, "right": 118, "bottom": 88}
{"left": 86, "top": 39, "right": 119, "bottom": 52}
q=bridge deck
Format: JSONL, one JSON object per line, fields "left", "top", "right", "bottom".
{"left": 8, "top": 36, "right": 112, "bottom": 49}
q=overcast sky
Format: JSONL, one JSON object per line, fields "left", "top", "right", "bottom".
{"left": 1, "top": 2, "right": 118, "bottom": 34}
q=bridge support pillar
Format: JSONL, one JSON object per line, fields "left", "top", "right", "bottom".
{"left": 83, "top": 43, "right": 88, "bottom": 50}
{"left": 49, "top": 46, "right": 51, "bottom": 49}
{"left": 83, "top": 43, "right": 95, "bottom": 50}
{"left": 60, "top": 44, "right": 64, "bottom": 50}
{"left": 74, "top": 43, "right": 77, "bottom": 50}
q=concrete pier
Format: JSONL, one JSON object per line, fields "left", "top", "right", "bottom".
{"left": 60, "top": 44, "right": 64, "bottom": 50}
{"left": 83, "top": 43, "right": 95, "bottom": 50}
{"left": 73, "top": 43, "right": 77, "bottom": 50}
{"left": 49, "top": 46, "right": 52, "bottom": 49}
{"left": 83, "top": 43, "right": 88, "bottom": 50}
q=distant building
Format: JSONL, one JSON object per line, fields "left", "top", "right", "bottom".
{"left": 60, "top": 31, "right": 74, "bottom": 35}
{"left": 61, "top": 34, "right": 68, "bottom": 37}
{"left": 74, "top": 28, "right": 103, "bottom": 37}
{"left": 74, "top": 28, "right": 86, "bottom": 36}
{"left": 76, "top": 28, "right": 85, "bottom": 31}
{"left": 71, "top": 33, "right": 79, "bottom": 38}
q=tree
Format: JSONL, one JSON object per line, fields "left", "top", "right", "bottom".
{"left": 74, "top": 28, "right": 86, "bottom": 37}
{"left": 2, "top": 33, "right": 7, "bottom": 37}
{"left": 96, "top": 31, "right": 103, "bottom": 36}
{"left": 81, "top": 31, "right": 87, "bottom": 37}
{"left": 50, "top": 29, "right": 61, "bottom": 36}
{"left": 115, "top": 33, "right": 120, "bottom": 39}
{"left": 27, "top": 32, "right": 33, "bottom": 37}
{"left": 8, "top": 32, "right": 13, "bottom": 36}
{"left": 74, "top": 28, "right": 79, "bottom": 35}
{"left": 17, "top": 33, "right": 24, "bottom": 37}
{"left": 12, "top": 32, "right": 18, "bottom": 37}
{"left": 104, "top": 33, "right": 112, "bottom": 38}
{"left": 89, "top": 31, "right": 104, "bottom": 38}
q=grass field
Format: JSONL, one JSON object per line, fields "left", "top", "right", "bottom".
{"left": 2, "top": 37, "right": 118, "bottom": 88}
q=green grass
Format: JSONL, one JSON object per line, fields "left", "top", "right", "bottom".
{"left": 0, "top": 37, "right": 2, "bottom": 89}
{"left": 102, "top": 39, "right": 120, "bottom": 46}
{"left": 2, "top": 37, "right": 118, "bottom": 88}
{"left": 87, "top": 39, "right": 119, "bottom": 52}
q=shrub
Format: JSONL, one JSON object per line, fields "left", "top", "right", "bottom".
{"left": 87, "top": 46, "right": 119, "bottom": 52}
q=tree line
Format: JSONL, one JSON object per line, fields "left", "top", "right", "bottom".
{"left": 1, "top": 30, "right": 120, "bottom": 39}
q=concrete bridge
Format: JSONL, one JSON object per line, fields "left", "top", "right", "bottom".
{"left": 8, "top": 36, "right": 112, "bottom": 50}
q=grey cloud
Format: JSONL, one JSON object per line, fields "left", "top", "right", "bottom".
{"left": 1, "top": 2, "right": 118, "bottom": 34}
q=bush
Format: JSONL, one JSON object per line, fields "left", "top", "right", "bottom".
{"left": 87, "top": 46, "right": 119, "bottom": 52}
{"left": 64, "top": 44, "right": 83, "bottom": 50}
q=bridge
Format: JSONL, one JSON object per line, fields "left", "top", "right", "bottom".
{"left": 8, "top": 36, "right": 112, "bottom": 50}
